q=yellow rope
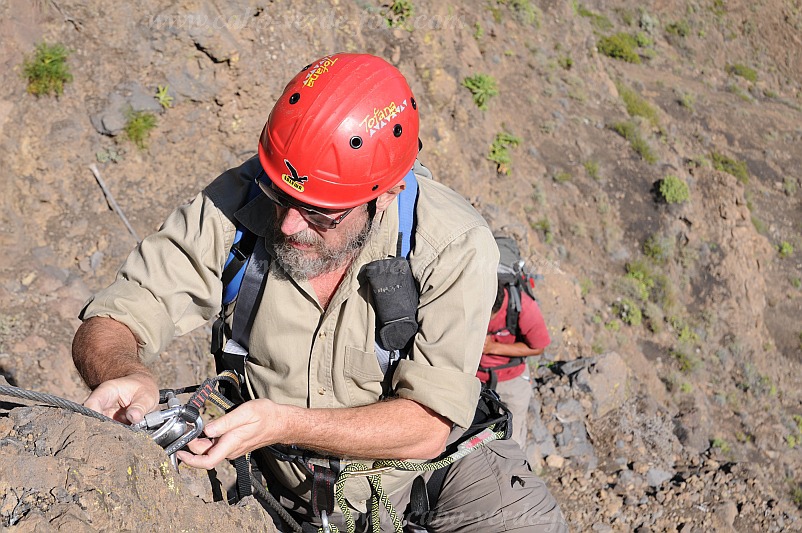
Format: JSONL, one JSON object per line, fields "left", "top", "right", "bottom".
{"left": 320, "top": 427, "right": 506, "bottom": 533}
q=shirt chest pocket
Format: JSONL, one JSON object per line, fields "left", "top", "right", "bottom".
{"left": 343, "top": 346, "right": 385, "bottom": 406}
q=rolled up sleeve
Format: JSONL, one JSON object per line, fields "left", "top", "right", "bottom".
{"left": 392, "top": 225, "right": 499, "bottom": 428}
{"left": 80, "top": 192, "right": 235, "bottom": 362}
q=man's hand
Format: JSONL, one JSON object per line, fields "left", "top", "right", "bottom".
{"left": 177, "top": 399, "right": 288, "bottom": 469}
{"left": 84, "top": 372, "right": 159, "bottom": 424}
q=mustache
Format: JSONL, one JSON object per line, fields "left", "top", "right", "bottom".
{"left": 285, "top": 230, "right": 322, "bottom": 246}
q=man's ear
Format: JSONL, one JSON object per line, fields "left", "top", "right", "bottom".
{"left": 375, "top": 182, "right": 406, "bottom": 213}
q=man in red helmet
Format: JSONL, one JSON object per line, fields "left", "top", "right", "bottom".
{"left": 72, "top": 54, "right": 566, "bottom": 532}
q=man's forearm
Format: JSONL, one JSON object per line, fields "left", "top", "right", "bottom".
{"left": 72, "top": 316, "right": 151, "bottom": 388}
{"left": 486, "top": 341, "right": 544, "bottom": 358}
{"left": 281, "top": 398, "right": 452, "bottom": 460}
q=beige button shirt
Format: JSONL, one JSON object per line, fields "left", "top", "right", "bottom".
{"left": 81, "top": 157, "right": 499, "bottom": 509}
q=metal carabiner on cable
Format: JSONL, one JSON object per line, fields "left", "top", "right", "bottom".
{"left": 133, "top": 390, "right": 205, "bottom": 468}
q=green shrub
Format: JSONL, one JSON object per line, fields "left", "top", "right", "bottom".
{"left": 671, "top": 348, "right": 698, "bottom": 373}
{"left": 711, "top": 437, "right": 731, "bottom": 454}
{"left": 498, "top": 0, "right": 541, "bottom": 26}
{"left": 778, "top": 241, "right": 794, "bottom": 258}
{"left": 644, "top": 234, "right": 674, "bottom": 263}
{"left": 553, "top": 171, "right": 571, "bottom": 183}
{"left": 597, "top": 33, "right": 641, "bottom": 63}
{"left": 726, "top": 63, "right": 758, "bottom": 82}
{"left": 575, "top": 3, "right": 613, "bottom": 31}
{"left": 711, "top": 152, "right": 749, "bottom": 183}
{"left": 617, "top": 83, "right": 659, "bottom": 128}
{"left": 532, "top": 218, "right": 553, "bottom": 244}
{"left": 558, "top": 55, "right": 574, "bottom": 70}
{"left": 22, "top": 42, "right": 72, "bottom": 96}
{"left": 488, "top": 132, "right": 521, "bottom": 175}
{"left": 462, "top": 74, "right": 499, "bottom": 110}
{"left": 613, "top": 298, "right": 642, "bottom": 326}
{"left": 665, "top": 20, "right": 690, "bottom": 37}
{"left": 385, "top": 0, "right": 414, "bottom": 29}
{"left": 659, "top": 175, "right": 690, "bottom": 203}
{"left": 610, "top": 121, "right": 657, "bottom": 163}
{"left": 584, "top": 160, "right": 599, "bottom": 179}
{"left": 125, "top": 110, "right": 157, "bottom": 149}
{"left": 156, "top": 85, "right": 173, "bottom": 109}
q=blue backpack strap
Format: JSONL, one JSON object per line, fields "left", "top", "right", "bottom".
{"left": 397, "top": 169, "right": 418, "bottom": 258}
{"left": 222, "top": 179, "right": 263, "bottom": 305}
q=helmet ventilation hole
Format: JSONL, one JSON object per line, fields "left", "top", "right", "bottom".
{"left": 350, "top": 136, "right": 363, "bottom": 149}
{"left": 393, "top": 124, "right": 403, "bottom": 137}
{"left": 289, "top": 93, "right": 300, "bottom": 104}
{"left": 411, "top": 97, "right": 417, "bottom": 110}
{"left": 301, "top": 64, "right": 312, "bottom": 71}
{"left": 372, "top": 185, "right": 379, "bottom": 191}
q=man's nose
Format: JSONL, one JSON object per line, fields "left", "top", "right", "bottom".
{"left": 280, "top": 207, "right": 310, "bottom": 235}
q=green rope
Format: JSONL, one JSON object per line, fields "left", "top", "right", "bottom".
{"left": 320, "top": 427, "right": 506, "bottom": 533}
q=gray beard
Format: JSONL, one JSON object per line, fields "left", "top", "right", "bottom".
{"left": 271, "top": 215, "right": 375, "bottom": 280}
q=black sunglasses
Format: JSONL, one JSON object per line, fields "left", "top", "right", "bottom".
{"left": 256, "top": 175, "right": 354, "bottom": 230}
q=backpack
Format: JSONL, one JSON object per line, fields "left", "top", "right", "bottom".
{"left": 494, "top": 235, "right": 537, "bottom": 338}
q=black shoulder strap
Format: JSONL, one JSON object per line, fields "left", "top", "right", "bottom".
{"left": 505, "top": 285, "right": 521, "bottom": 338}
{"left": 221, "top": 231, "right": 258, "bottom": 288}
{"left": 231, "top": 237, "right": 270, "bottom": 349}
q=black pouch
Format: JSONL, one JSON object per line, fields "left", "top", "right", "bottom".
{"left": 363, "top": 257, "right": 419, "bottom": 351}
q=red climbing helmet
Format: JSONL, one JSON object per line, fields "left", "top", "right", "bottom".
{"left": 258, "top": 53, "right": 420, "bottom": 210}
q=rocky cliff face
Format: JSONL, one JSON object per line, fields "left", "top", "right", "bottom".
{"left": 1, "top": 0, "right": 802, "bottom": 530}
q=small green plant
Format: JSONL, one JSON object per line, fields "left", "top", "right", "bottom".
{"left": 124, "top": 110, "right": 158, "bottom": 150}
{"left": 553, "top": 171, "right": 571, "bottom": 183}
{"left": 659, "top": 175, "right": 690, "bottom": 204}
{"left": 96, "top": 148, "right": 123, "bottom": 164}
{"left": 711, "top": 152, "right": 749, "bottom": 184}
{"left": 487, "top": 132, "right": 521, "bottom": 175}
{"left": 613, "top": 298, "right": 642, "bottom": 326}
{"left": 156, "top": 85, "right": 173, "bottom": 109}
{"left": 617, "top": 83, "right": 659, "bottom": 128}
{"left": 584, "top": 160, "right": 599, "bottom": 179}
{"left": 726, "top": 63, "right": 758, "bottom": 82}
{"left": 385, "top": 0, "right": 414, "bottom": 29}
{"left": 575, "top": 3, "right": 613, "bottom": 31}
{"left": 671, "top": 349, "right": 697, "bottom": 373}
{"left": 610, "top": 121, "right": 657, "bottom": 163}
{"left": 605, "top": 319, "right": 621, "bottom": 332}
{"left": 580, "top": 278, "right": 593, "bottom": 297}
{"left": 558, "top": 55, "right": 574, "bottom": 70}
{"left": 679, "top": 382, "right": 693, "bottom": 393}
{"left": 711, "top": 437, "right": 731, "bottom": 454}
{"left": 462, "top": 74, "right": 499, "bottom": 110}
{"left": 597, "top": 33, "right": 641, "bottom": 64}
{"left": 752, "top": 216, "right": 767, "bottom": 234}
{"left": 22, "top": 42, "right": 73, "bottom": 96}
{"left": 474, "top": 22, "right": 484, "bottom": 39}
{"left": 665, "top": 20, "right": 691, "bottom": 37}
{"left": 791, "top": 486, "right": 802, "bottom": 509}
{"left": 677, "top": 92, "right": 696, "bottom": 110}
{"left": 778, "top": 241, "right": 795, "bottom": 258}
{"left": 643, "top": 234, "right": 674, "bottom": 263}
{"left": 791, "top": 277, "right": 802, "bottom": 290}
{"left": 784, "top": 177, "right": 798, "bottom": 196}
{"left": 532, "top": 218, "right": 553, "bottom": 244}
{"left": 498, "top": 0, "right": 541, "bottom": 26}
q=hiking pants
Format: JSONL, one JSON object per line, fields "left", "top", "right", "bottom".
{"left": 495, "top": 366, "right": 534, "bottom": 449}
{"left": 260, "top": 427, "right": 568, "bottom": 532}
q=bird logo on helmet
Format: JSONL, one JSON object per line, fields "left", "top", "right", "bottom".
{"left": 258, "top": 53, "right": 420, "bottom": 211}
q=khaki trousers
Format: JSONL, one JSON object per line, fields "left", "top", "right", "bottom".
{"left": 262, "top": 424, "right": 568, "bottom": 532}
{"left": 494, "top": 366, "right": 533, "bottom": 449}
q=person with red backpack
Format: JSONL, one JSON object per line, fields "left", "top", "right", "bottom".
{"left": 478, "top": 279, "right": 551, "bottom": 449}
{"left": 72, "top": 54, "right": 566, "bottom": 532}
